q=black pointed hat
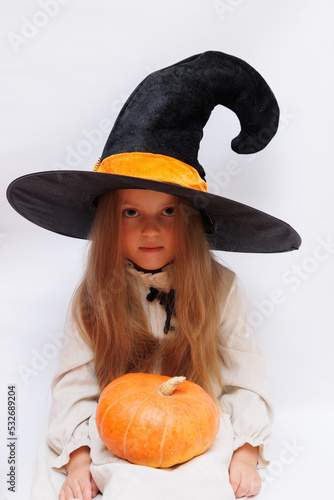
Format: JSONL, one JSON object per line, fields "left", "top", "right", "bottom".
{"left": 7, "top": 51, "right": 301, "bottom": 253}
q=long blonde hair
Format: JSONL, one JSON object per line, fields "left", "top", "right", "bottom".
{"left": 71, "top": 190, "right": 229, "bottom": 401}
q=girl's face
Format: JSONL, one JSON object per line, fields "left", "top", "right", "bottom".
{"left": 119, "top": 189, "right": 177, "bottom": 272}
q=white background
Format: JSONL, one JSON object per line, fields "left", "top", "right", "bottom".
{"left": 1, "top": 0, "right": 333, "bottom": 498}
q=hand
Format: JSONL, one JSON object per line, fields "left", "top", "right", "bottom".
{"left": 229, "top": 459, "right": 261, "bottom": 498}
{"left": 59, "top": 463, "right": 99, "bottom": 500}
{"left": 59, "top": 447, "right": 98, "bottom": 500}
{"left": 229, "top": 443, "right": 261, "bottom": 498}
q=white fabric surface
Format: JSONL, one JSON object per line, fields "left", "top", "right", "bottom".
{"left": 89, "top": 412, "right": 239, "bottom": 500}
{"left": 30, "top": 263, "right": 273, "bottom": 499}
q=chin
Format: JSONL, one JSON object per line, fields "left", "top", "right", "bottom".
{"left": 131, "top": 260, "right": 169, "bottom": 273}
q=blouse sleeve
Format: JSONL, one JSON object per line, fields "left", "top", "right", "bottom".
{"left": 47, "top": 318, "right": 99, "bottom": 472}
{"left": 219, "top": 273, "right": 274, "bottom": 473}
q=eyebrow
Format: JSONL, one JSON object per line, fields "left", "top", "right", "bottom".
{"left": 120, "top": 200, "right": 176, "bottom": 207}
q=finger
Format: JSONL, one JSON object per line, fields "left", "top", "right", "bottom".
{"left": 234, "top": 472, "right": 250, "bottom": 498}
{"left": 61, "top": 484, "right": 76, "bottom": 500}
{"left": 81, "top": 482, "right": 93, "bottom": 500}
{"left": 91, "top": 477, "right": 99, "bottom": 497}
{"left": 236, "top": 485, "right": 249, "bottom": 498}
{"left": 70, "top": 481, "right": 85, "bottom": 500}
{"left": 247, "top": 473, "right": 262, "bottom": 497}
{"left": 229, "top": 468, "right": 241, "bottom": 494}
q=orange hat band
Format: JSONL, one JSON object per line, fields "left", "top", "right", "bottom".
{"left": 94, "top": 152, "right": 208, "bottom": 192}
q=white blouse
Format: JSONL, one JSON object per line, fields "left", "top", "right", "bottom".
{"left": 47, "top": 263, "right": 273, "bottom": 475}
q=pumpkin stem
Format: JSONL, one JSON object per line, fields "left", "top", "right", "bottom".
{"left": 158, "top": 376, "right": 186, "bottom": 396}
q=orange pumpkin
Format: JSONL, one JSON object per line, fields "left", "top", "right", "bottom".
{"left": 95, "top": 373, "right": 220, "bottom": 468}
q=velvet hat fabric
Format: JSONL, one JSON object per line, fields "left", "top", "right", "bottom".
{"left": 7, "top": 51, "right": 301, "bottom": 253}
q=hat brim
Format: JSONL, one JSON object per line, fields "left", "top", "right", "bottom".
{"left": 7, "top": 170, "right": 301, "bottom": 253}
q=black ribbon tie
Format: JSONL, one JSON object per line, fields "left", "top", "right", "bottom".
{"left": 146, "top": 287, "right": 176, "bottom": 334}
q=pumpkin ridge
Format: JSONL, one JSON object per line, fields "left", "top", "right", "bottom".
{"left": 176, "top": 393, "right": 220, "bottom": 417}
{"left": 188, "top": 403, "right": 203, "bottom": 453}
{"left": 103, "top": 374, "right": 146, "bottom": 393}
{"left": 123, "top": 394, "right": 155, "bottom": 459}
{"left": 168, "top": 397, "right": 202, "bottom": 458}
{"left": 169, "top": 397, "right": 218, "bottom": 459}
{"left": 99, "top": 388, "right": 144, "bottom": 437}
{"left": 192, "top": 399, "right": 221, "bottom": 419}
{"left": 96, "top": 373, "right": 220, "bottom": 468}
{"left": 158, "top": 397, "right": 169, "bottom": 467}
{"left": 189, "top": 399, "right": 221, "bottom": 440}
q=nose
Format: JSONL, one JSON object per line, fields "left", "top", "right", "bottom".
{"left": 141, "top": 216, "right": 160, "bottom": 236}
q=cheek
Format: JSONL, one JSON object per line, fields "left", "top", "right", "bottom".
{"left": 168, "top": 226, "right": 178, "bottom": 253}
{"left": 170, "top": 221, "right": 182, "bottom": 255}
{"left": 121, "top": 224, "right": 135, "bottom": 252}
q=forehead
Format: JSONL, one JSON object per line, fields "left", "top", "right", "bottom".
{"left": 118, "top": 189, "right": 177, "bottom": 205}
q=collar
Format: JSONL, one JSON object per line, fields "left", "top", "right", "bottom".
{"left": 126, "top": 261, "right": 172, "bottom": 291}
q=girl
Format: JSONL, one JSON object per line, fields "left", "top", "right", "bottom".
{"left": 7, "top": 51, "right": 301, "bottom": 500}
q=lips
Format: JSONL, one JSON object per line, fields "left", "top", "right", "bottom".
{"left": 139, "top": 246, "right": 163, "bottom": 253}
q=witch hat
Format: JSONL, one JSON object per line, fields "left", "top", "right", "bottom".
{"left": 7, "top": 51, "right": 301, "bottom": 253}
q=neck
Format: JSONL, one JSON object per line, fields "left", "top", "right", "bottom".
{"left": 129, "top": 260, "right": 163, "bottom": 274}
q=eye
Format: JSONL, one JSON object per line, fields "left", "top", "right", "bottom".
{"left": 162, "top": 207, "right": 175, "bottom": 216}
{"left": 123, "top": 208, "right": 139, "bottom": 218}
